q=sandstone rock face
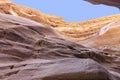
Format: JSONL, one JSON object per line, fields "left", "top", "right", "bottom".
{"left": 0, "top": 58, "right": 113, "bottom": 80}
{"left": 80, "top": 20, "right": 120, "bottom": 49}
{"left": 85, "top": 0, "right": 120, "bottom": 9}
{"left": 0, "top": 13, "right": 115, "bottom": 80}
{"left": 57, "top": 14, "right": 120, "bottom": 41}
{"left": 0, "top": 0, "right": 120, "bottom": 80}
{"left": 0, "top": 0, "right": 11, "bottom": 3}
{"left": 0, "top": 0, "right": 120, "bottom": 42}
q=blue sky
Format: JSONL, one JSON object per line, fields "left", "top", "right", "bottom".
{"left": 12, "top": 0, "right": 120, "bottom": 22}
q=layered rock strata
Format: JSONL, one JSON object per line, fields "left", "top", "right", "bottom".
{"left": 0, "top": 13, "right": 116, "bottom": 80}
{"left": 0, "top": 0, "right": 120, "bottom": 80}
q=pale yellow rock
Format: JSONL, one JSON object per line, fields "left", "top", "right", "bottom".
{"left": 0, "top": 0, "right": 11, "bottom": 3}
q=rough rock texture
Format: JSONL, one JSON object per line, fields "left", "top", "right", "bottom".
{"left": 0, "top": 0, "right": 120, "bottom": 80}
{"left": 79, "top": 21, "right": 120, "bottom": 78}
{"left": 0, "top": 0, "right": 65, "bottom": 27}
{"left": 0, "top": 0, "right": 120, "bottom": 41}
{"left": 0, "top": 58, "right": 113, "bottom": 80}
{"left": 81, "top": 20, "right": 120, "bottom": 50}
{"left": 85, "top": 0, "right": 120, "bottom": 9}
{"left": 0, "top": 13, "right": 109, "bottom": 61}
{"left": 0, "top": 0, "right": 11, "bottom": 3}
{"left": 0, "top": 13, "right": 114, "bottom": 80}
{"left": 57, "top": 14, "right": 120, "bottom": 41}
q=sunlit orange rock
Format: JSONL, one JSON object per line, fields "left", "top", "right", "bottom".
{"left": 0, "top": 0, "right": 120, "bottom": 79}
{"left": 81, "top": 20, "right": 120, "bottom": 51}
{"left": 1, "top": 0, "right": 120, "bottom": 50}
{"left": 0, "top": 0, "right": 120, "bottom": 42}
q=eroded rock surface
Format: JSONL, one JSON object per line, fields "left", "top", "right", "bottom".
{"left": 85, "top": 0, "right": 120, "bottom": 9}
{"left": 1, "top": 59, "right": 112, "bottom": 80}
{"left": 0, "top": 0, "right": 120, "bottom": 41}
{"left": 80, "top": 20, "right": 120, "bottom": 49}
{"left": 0, "top": 0, "right": 120, "bottom": 80}
{"left": 0, "top": 13, "right": 115, "bottom": 80}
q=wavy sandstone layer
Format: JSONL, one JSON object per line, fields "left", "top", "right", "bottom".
{"left": 0, "top": 0, "right": 120, "bottom": 42}
{"left": 0, "top": 0, "right": 120, "bottom": 80}
{"left": 0, "top": 0, "right": 120, "bottom": 54}
{"left": 80, "top": 21, "right": 120, "bottom": 50}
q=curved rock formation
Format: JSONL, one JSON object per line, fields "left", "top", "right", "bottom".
{"left": 85, "top": 0, "right": 120, "bottom": 9}
{"left": 80, "top": 20, "right": 120, "bottom": 53}
{"left": 0, "top": 13, "right": 115, "bottom": 80}
{"left": 0, "top": 0, "right": 65, "bottom": 27}
{"left": 0, "top": 0, "right": 120, "bottom": 80}
{"left": 57, "top": 14, "right": 120, "bottom": 41}
{"left": 0, "top": 0, "right": 120, "bottom": 42}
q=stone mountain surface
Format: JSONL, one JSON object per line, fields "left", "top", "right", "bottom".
{"left": 0, "top": 0, "right": 120, "bottom": 80}
{"left": 85, "top": 0, "right": 120, "bottom": 9}
{"left": 0, "top": 0, "right": 120, "bottom": 42}
{"left": 81, "top": 20, "right": 120, "bottom": 50}
{"left": 0, "top": 13, "right": 115, "bottom": 80}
